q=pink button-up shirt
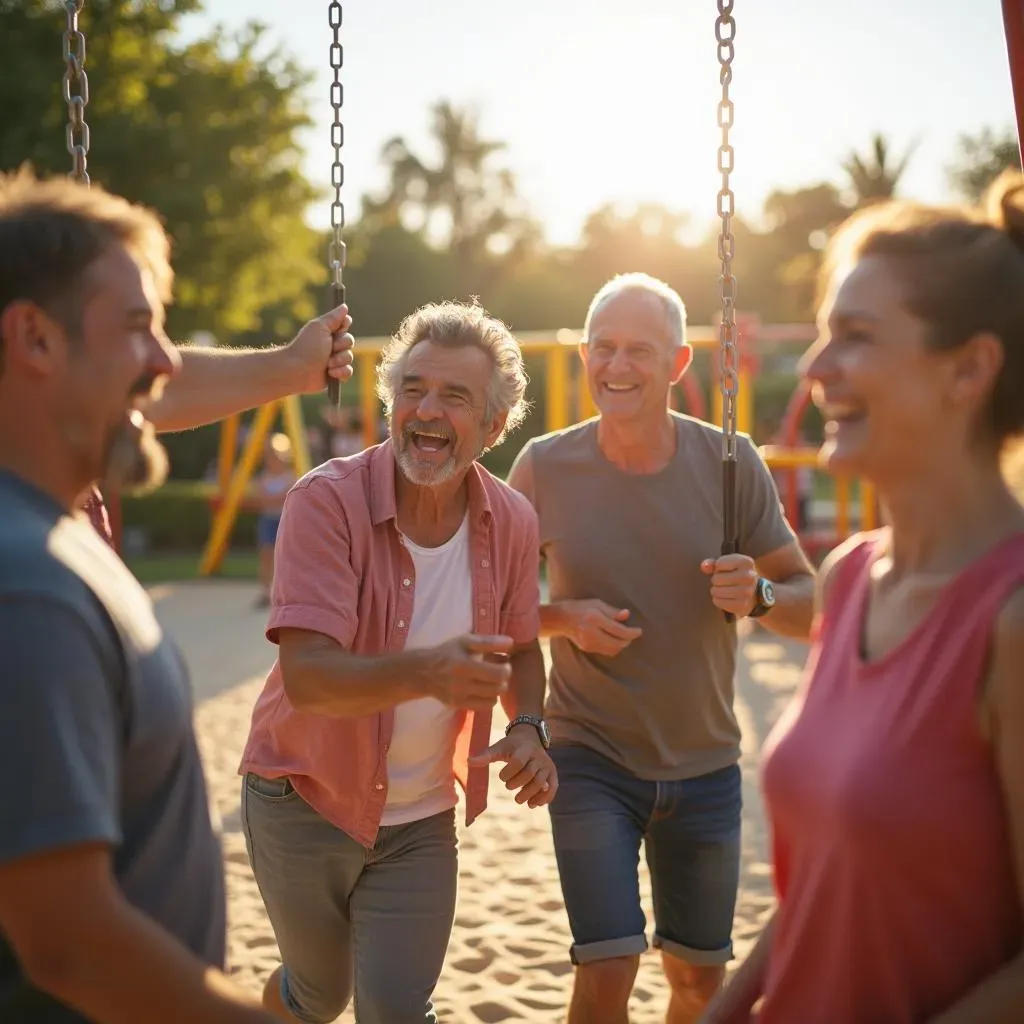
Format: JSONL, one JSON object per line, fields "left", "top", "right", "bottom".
{"left": 238, "top": 441, "right": 541, "bottom": 847}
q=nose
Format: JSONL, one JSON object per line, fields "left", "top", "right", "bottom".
{"left": 415, "top": 390, "right": 445, "bottom": 421}
{"left": 607, "top": 346, "right": 631, "bottom": 373}
{"left": 797, "top": 335, "right": 834, "bottom": 383}
{"left": 149, "top": 330, "right": 181, "bottom": 381}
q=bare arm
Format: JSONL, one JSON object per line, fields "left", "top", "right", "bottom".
{"left": 753, "top": 541, "right": 817, "bottom": 640}
{"left": 278, "top": 628, "right": 513, "bottom": 718}
{"left": 500, "top": 639, "right": 547, "bottom": 722}
{"left": 0, "top": 844, "right": 274, "bottom": 1024}
{"left": 146, "top": 306, "right": 354, "bottom": 434}
{"left": 926, "top": 588, "right": 1024, "bottom": 1023}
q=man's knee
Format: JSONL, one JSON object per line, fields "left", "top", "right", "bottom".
{"left": 269, "top": 964, "right": 352, "bottom": 1024}
{"left": 574, "top": 954, "right": 641, "bottom": 1006}
{"left": 661, "top": 955, "right": 726, "bottom": 1006}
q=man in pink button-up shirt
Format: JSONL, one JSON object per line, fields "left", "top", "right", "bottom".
{"left": 238, "top": 300, "right": 556, "bottom": 1024}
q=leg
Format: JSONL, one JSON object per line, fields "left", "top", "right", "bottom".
{"left": 240, "top": 773, "right": 366, "bottom": 1023}
{"left": 348, "top": 809, "right": 459, "bottom": 1024}
{"left": 548, "top": 744, "right": 654, "bottom": 1024}
{"left": 645, "top": 764, "right": 743, "bottom": 1024}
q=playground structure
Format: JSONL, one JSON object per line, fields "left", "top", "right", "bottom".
{"left": 198, "top": 318, "right": 878, "bottom": 575}
{"left": 50, "top": 0, "right": 1022, "bottom": 567}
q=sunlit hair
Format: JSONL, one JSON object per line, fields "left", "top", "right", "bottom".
{"left": 819, "top": 170, "right": 1024, "bottom": 448}
{"left": 583, "top": 272, "right": 688, "bottom": 349}
{"left": 0, "top": 168, "right": 172, "bottom": 364}
{"left": 376, "top": 299, "right": 531, "bottom": 448}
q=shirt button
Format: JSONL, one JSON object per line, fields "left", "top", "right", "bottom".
{"left": 374, "top": 783, "right": 384, "bottom": 791}
{"left": 398, "top": 619, "right": 407, "bottom": 629}
{"left": 480, "top": 559, "right": 490, "bottom": 568}
{"left": 479, "top": 607, "right": 488, "bottom": 616}
{"left": 402, "top": 578, "right": 411, "bottom": 587}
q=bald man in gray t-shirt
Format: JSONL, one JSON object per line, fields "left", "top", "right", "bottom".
{"left": 508, "top": 274, "right": 815, "bottom": 1023}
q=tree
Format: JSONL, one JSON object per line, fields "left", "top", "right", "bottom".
{"left": 947, "top": 127, "right": 1022, "bottom": 202}
{"left": 0, "top": 0, "right": 323, "bottom": 342}
{"left": 758, "top": 183, "right": 852, "bottom": 319}
{"left": 841, "top": 133, "right": 917, "bottom": 206}
{"left": 364, "top": 101, "right": 539, "bottom": 294}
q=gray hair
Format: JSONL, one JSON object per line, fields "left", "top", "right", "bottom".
{"left": 376, "top": 300, "right": 531, "bottom": 447}
{"left": 583, "top": 272, "right": 688, "bottom": 349}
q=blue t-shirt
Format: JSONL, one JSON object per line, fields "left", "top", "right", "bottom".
{"left": 0, "top": 472, "right": 226, "bottom": 1021}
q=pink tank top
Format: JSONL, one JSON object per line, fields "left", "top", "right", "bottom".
{"left": 758, "top": 529, "right": 1024, "bottom": 1023}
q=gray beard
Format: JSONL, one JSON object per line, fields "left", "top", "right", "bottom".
{"left": 395, "top": 443, "right": 459, "bottom": 487}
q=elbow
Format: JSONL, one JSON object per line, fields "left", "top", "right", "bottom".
{"left": 280, "top": 663, "right": 322, "bottom": 713}
{"left": 21, "top": 945, "right": 86, "bottom": 1004}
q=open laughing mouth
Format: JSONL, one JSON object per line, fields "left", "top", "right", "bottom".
{"left": 819, "top": 401, "right": 867, "bottom": 429}
{"left": 601, "top": 382, "right": 639, "bottom": 395}
{"left": 408, "top": 428, "right": 453, "bottom": 454}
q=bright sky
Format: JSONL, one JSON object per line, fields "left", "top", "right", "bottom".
{"left": 179, "top": 0, "right": 1018, "bottom": 246}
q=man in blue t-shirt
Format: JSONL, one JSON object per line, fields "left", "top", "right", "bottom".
{"left": 0, "top": 171, "right": 291, "bottom": 1021}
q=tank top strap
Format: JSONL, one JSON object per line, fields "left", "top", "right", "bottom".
{"left": 935, "top": 531, "right": 1024, "bottom": 626}
{"left": 898, "top": 531, "right": 1024, "bottom": 716}
{"left": 817, "top": 529, "right": 887, "bottom": 636}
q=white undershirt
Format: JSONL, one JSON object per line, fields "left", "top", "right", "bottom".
{"left": 380, "top": 514, "right": 473, "bottom": 826}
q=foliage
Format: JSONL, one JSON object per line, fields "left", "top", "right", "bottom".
{"left": 946, "top": 127, "right": 1022, "bottom": 203}
{"left": 0, "top": 0, "right": 323, "bottom": 341}
{"left": 121, "top": 480, "right": 258, "bottom": 550}
{"left": 362, "top": 101, "right": 541, "bottom": 296}
{"left": 841, "top": 133, "right": 917, "bottom": 206}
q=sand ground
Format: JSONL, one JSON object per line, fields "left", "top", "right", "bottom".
{"left": 152, "top": 580, "right": 808, "bottom": 1023}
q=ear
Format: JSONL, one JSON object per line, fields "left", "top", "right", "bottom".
{"left": 948, "top": 331, "right": 1004, "bottom": 411}
{"left": 578, "top": 338, "right": 589, "bottom": 368}
{"left": 669, "top": 343, "right": 693, "bottom": 384}
{"left": 0, "top": 301, "right": 67, "bottom": 375}
{"left": 484, "top": 409, "right": 510, "bottom": 449}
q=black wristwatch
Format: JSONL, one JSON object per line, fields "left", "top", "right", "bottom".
{"left": 748, "top": 577, "right": 777, "bottom": 619}
{"left": 506, "top": 714, "right": 551, "bottom": 748}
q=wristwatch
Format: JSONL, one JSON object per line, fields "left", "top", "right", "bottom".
{"left": 748, "top": 577, "right": 777, "bottom": 619}
{"left": 506, "top": 714, "right": 551, "bottom": 748}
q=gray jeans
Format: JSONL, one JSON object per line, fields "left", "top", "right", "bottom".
{"left": 240, "top": 773, "right": 458, "bottom": 1023}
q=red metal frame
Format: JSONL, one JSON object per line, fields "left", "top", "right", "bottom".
{"left": 1005, "top": 0, "right": 1024, "bottom": 162}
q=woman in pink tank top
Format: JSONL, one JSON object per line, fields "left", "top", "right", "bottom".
{"left": 703, "top": 172, "right": 1024, "bottom": 1024}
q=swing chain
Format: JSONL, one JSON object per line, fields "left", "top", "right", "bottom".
{"left": 328, "top": 1, "right": 346, "bottom": 299}
{"left": 716, "top": 0, "right": 737, "bottom": 461}
{"left": 63, "top": 0, "right": 90, "bottom": 186}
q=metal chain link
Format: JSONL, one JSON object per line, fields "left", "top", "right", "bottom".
{"left": 328, "top": 1, "right": 346, "bottom": 299}
{"left": 63, "top": 0, "right": 90, "bottom": 186}
{"left": 716, "top": 0, "right": 737, "bottom": 461}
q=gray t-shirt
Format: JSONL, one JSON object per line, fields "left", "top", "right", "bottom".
{"left": 0, "top": 472, "right": 226, "bottom": 1022}
{"left": 513, "top": 414, "right": 795, "bottom": 780}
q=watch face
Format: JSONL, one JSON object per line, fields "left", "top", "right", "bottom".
{"left": 539, "top": 720, "right": 551, "bottom": 745}
{"left": 760, "top": 579, "right": 776, "bottom": 607}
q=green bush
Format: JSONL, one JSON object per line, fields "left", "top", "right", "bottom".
{"left": 120, "top": 481, "right": 258, "bottom": 552}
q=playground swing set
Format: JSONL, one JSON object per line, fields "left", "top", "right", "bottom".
{"left": 54, "top": 1, "right": 1024, "bottom": 575}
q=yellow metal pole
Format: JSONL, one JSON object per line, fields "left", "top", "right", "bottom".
{"left": 217, "top": 414, "right": 239, "bottom": 494}
{"left": 860, "top": 480, "right": 878, "bottom": 530}
{"left": 834, "top": 476, "right": 851, "bottom": 540}
{"left": 359, "top": 350, "right": 379, "bottom": 448}
{"left": 546, "top": 345, "right": 569, "bottom": 432}
{"left": 281, "top": 394, "right": 311, "bottom": 476}
{"left": 199, "top": 401, "right": 279, "bottom": 576}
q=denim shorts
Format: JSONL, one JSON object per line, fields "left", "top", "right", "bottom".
{"left": 256, "top": 513, "right": 282, "bottom": 547}
{"left": 548, "top": 743, "right": 742, "bottom": 967}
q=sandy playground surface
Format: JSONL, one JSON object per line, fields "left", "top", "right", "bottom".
{"left": 151, "top": 579, "right": 809, "bottom": 1023}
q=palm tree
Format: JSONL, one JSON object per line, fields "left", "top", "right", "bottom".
{"left": 841, "top": 133, "right": 918, "bottom": 206}
{"left": 365, "top": 101, "right": 538, "bottom": 287}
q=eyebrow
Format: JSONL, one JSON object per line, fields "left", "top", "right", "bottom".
{"left": 400, "top": 374, "right": 474, "bottom": 400}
